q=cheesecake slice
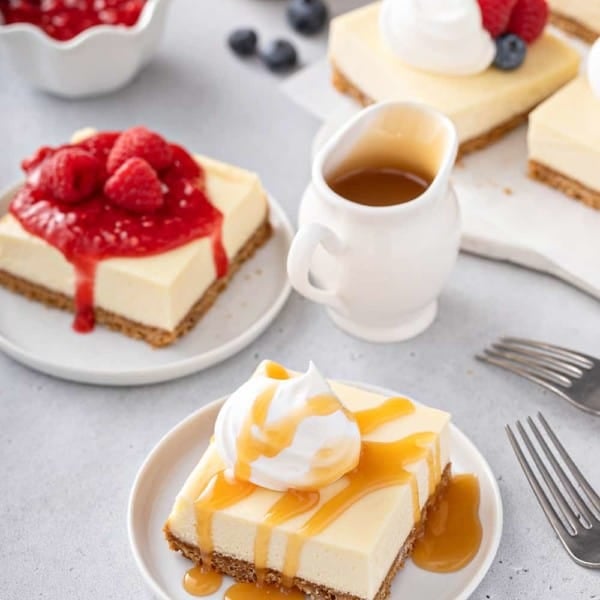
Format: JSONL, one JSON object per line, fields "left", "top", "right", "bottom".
{"left": 165, "top": 361, "right": 452, "bottom": 600}
{"left": 0, "top": 128, "right": 271, "bottom": 346}
{"left": 528, "top": 77, "right": 600, "bottom": 211}
{"left": 329, "top": 3, "right": 580, "bottom": 155}
{"left": 549, "top": 0, "right": 600, "bottom": 44}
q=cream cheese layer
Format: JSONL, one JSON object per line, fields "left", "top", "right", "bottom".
{"left": 329, "top": 2, "right": 580, "bottom": 143}
{"left": 529, "top": 77, "right": 600, "bottom": 192}
{"left": 0, "top": 156, "right": 268, "bottom": 331}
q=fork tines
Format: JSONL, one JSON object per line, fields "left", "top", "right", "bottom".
{"left": 479, "top": 337, "right": 594, "bottom": 383}
{"left": 476, "top": 337, "right": 598, "bottom": 413}
{"left": 506, "top": 413, "right": 600, "bottom": 568}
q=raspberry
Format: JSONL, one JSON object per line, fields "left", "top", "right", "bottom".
{"left": 78, "top": 131, "right": 120, "bottom": 164}
{"left": 38, "top": 158, "right": 56, "bottom": 194}
{"left": 107, "top": 126, "right": 173, "bottom": 175}
{"left": 167, "top": 144, "right": 201, "bottom": 179}
{"left": 47, "top": 148, "right": 102, "bottom": 203}
{"left": 21, "top": 146, "right": 54, "bottom": 174}
{"left": 104, "top": 157, "right": 164, "bottom": 213}
{"left": 477, "top": 0, "right": 518, "bottom": 37}
{"left": 506, "top": 0, "right": 548, "bottom": 43}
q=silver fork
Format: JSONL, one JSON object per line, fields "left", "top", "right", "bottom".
{"left": 477, "top": 337, "right": 600, "bottom": 416}
{"left": 506, "top": 413, "right": 600, "bottom": 568}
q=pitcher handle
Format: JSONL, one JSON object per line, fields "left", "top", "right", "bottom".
{"left": 287, "top": 222, "right": 344, "bottom": 311}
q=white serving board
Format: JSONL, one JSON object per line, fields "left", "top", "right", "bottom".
{"left": 282, "top": 56, "right": 600, "bottom": 300}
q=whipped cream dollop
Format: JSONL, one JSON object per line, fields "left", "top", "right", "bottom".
{"left": 214, "top": 361, "right": 361, "bottom": 491}
{"left": 587, "top": 38, "right": 600, "bottom": 98}
{"left": 380, "top": 0, "right": 496, "bottom": 76}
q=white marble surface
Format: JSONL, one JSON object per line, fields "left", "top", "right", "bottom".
{"left": 0, "top": 1, "right": 599, "bottom": 598}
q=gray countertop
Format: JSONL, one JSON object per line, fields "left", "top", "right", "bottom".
{"left": 1, "top": 1, "right": 599, "bottom": 598}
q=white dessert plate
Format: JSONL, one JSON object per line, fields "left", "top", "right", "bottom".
{"left": 128, "top": 383, "right": 503, "bottom": 600}
{"left": 0, "top": 189, "right": 293, "bottom": 386}
{"left": 282, "top": 54, "right": 600, "bottom": 301}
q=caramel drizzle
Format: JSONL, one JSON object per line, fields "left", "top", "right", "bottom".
{"left": 182, "top": 566, "right": 223, "bottom": 596}
{"left": 353, "top": 396, "right": 415, "bottom": 435}
{"left": 264, "top": 361, "right": 290, "bottom": 380}
{"left": 195, "top": 471, "right": 256, "bottom": 566}
{"left": 412, "top": 474, "right": 483, "bottom": 573}
{"left": 190, "top": 364, "right": 445, "bottom": 596}
{"left": 280, "top": 433, "right": 435, "bottom": 586}
{"left": 234, "top": 387, "right": 342, "bottom": 485}
{"left": 254, "top": 490, "right": 320, "bottom": 585}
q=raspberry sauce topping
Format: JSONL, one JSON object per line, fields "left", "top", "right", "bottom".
{"left": 0, "top": 0, "right": 146, "bottom": 42}
{"left": 11, "top": 127, "right": 227, "bottom": 333}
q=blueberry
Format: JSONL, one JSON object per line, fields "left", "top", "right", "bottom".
{"left": 261, "top": 39, "right": 298, "bottom": 73}
{"left": 228, "top": 28, "right": 258, "bottom": 57}
{"left": 493, "top": 34, "right": 527, "bottom": 71}
{"left": 286, "top": 0, "right": 328, "bottom": 35}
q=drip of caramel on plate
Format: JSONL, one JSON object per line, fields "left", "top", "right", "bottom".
{"left": 412, "top": 474, "right": 482, "bottom": 573}
{"left": 224, "top": 582, "right": 304, "bottom": 600}
{"left": 182, "top": 566, "right": 223, "bottom": 596}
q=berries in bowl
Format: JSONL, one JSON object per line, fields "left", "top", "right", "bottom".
{"left": 0, "top": 0, "right": 171, "bottom": 98}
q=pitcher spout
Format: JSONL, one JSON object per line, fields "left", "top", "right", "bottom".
{"left": 315, "top": 100, "right": 458, "bottom": 207}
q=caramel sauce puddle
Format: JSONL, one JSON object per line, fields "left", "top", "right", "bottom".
{"left": 412, "top": 473, "right": 483, "bottom": 573}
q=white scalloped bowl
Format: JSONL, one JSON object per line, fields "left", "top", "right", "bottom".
{"left": 0, "top": 0, "right": 171, "bottom": 98}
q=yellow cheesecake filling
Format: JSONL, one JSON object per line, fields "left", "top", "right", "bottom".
{"left": 0, "top": 155, "right": 268, "bottom": 331}
{"left": 529, "top": 77, "right": 600, "bottom": 192}
{"left": 329, "top": 2, "right": 580, "bottom": 144}
{"left": 166, "top": 362, "right": 452, "bottom": 599}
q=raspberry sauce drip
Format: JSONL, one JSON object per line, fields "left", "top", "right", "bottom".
{"left": 0, "top": 0, "right": 147, "bottom": 42}
{"left": 10, "top": 139, "right": 228, "bottom": 333}
{"left": 73, "top": 257, "right": 97, "bottom": 333}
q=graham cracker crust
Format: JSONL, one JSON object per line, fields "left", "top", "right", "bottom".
{"left": 550, "top": 11, "right": 599, "bottom": 44}
{"left": 0, "top": 216, "right": 272, "bottom": 348}
{"left": 164, "top": 464, "right": 452, "bottom": 600}
{"left": 331, "top": 63, "right": 528, "bottom": 157}
{"left": 529, "top": 160, "right": 600, "bottom": 211}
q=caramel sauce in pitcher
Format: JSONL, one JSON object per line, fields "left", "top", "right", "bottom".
{"left": 328, "top": 166, "right": 431, "bottom": 207}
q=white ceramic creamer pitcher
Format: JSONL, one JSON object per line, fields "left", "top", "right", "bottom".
{"left": 287, "top": 101, "right": 461, "bottom": 342}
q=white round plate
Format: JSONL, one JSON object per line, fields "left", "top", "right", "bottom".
{"left": 0, "top": 188, "right": 293, "bottom": 386}
{"left": 128, "top": 383, "right": 503, "bottom": 600}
